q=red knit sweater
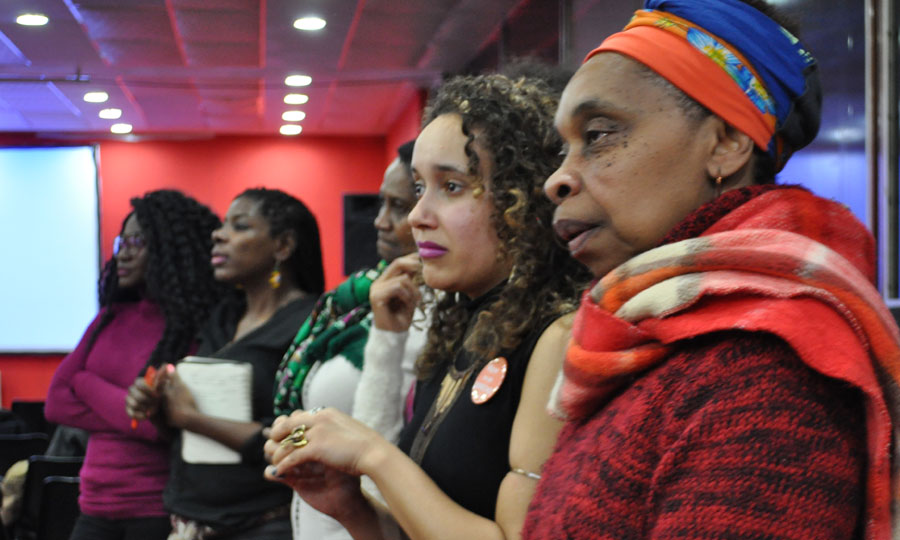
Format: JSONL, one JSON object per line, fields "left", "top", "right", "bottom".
{"left": 523, "top": 330, "right": 865, "bottom": 539}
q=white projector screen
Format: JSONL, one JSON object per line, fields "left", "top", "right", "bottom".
{"left": 0, "top": 146, "right": 100, "bottom": 352}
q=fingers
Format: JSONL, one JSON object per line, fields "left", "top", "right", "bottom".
{"left": 264, "top": 411, "right": 312, "bottom": 465}
{"left": 379, "top": 253, "right": 422, "bottom": 280}
{"left": 374, "top": 275, "right": 420, "bottom": 307}
{"left": 269, "top": 411, "right": 304, "bottom": 441}
{"left": 265, "top": 407, "right": 366, "bottom": 478}
{"left": 125, "top": 378, "right": 159, "bottom": 419}
{"left": 371, "top": 269, "right": 422, "bottom": 332}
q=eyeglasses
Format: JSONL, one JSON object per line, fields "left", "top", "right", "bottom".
{"left": 113, "top": 234, "right": 146, "bottom": 255}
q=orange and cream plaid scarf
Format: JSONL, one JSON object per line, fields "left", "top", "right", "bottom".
{"left": 551, "top": 187, "right": 900, "bottom": 539}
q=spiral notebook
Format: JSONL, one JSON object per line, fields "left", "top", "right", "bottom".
{"left": 176, "top": 357, "right": 253, "bottom": 464}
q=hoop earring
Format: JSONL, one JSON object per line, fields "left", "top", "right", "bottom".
{"left": 269, "top": 262, "right": 282, "bottom": 289}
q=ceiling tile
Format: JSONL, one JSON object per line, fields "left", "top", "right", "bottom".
{"left": 78, "top": 6, "right": 173, "bottom": 41}
{"left": 175, "top": 8, "right": 259, "bottom": 43}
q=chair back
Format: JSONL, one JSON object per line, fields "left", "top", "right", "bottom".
{"left": 34, "top": 476, "right": 79, "bottom": 540}
{"left": 0, "top": 434, "right": 49, "bottom": 475}
{"left": 8, "top": 403, "right": 48, "bottom": 438}
{"left": 15, "top": 455, "right": 83, "bottom": 539}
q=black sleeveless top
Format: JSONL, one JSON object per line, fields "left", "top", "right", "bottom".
{"left": 397, "top": 289, "right": 552, "bottom": 519}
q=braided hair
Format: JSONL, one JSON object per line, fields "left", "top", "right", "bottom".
{"left": 416, "top": 74, "right": 591, "bottom": 379}
{"left": 94, "top": 189, "right": 226, "bottom": 368}
{"left": 235, "top": 188, "right": 325, "bottom": 296}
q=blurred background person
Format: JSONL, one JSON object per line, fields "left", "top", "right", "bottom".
{"left": 273, "top": 140, "right": 427, "bottom": 540}
{"left": 128, "top": 188, "right": 324, "bottom": 540}
{"left": 46, "top": 189, "right": 224, "bottom": 540}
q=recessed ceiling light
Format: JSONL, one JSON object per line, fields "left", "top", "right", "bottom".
{"left": 98, "top": 108, "right": 122, "bottom": 120}
{"left": 282, "top": 110, "right": 306, "bottom": 122}
{"left": 280, "top": 125, "right": 303, "bottom": 136}
{"left": 293, "top": 17, "right": 326, "bottom": 31}
{"left": 110, "top": 123, "right": 133, "bottom": 134}
{"left": 83, "top": 91, "right": 109, "bottom": 103}
{"left": 16, "top": 13, "right": 49, "bottom": 26}
{"left": 285, "top": 75, "right": 312, "bottom": 87}
{"left": 284, "top": 93, "right": 309, "bottom": 105}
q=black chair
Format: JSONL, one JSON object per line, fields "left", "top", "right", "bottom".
{"left": 0, "top": 434, "right": 49, "bottom": 475}
{"left": 13, "top": 456, "right": 83, "bottom": 540}
{"left": 35, "top": 476, "right": 80, "bottom": 540}
{"left": 8, "top": 403, "right": 48, "bottom": 438}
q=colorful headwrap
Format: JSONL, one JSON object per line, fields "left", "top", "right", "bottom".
{"left": 585, "top": 0, "right": 821, "bottom": 170}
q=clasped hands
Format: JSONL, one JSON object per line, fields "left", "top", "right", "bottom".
{"left": 263, "top": 408, "right": 385, "bottom": 520}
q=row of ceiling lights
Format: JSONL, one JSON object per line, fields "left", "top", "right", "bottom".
{"left": 15, "top": 11, "right": 327, "bottom": 136}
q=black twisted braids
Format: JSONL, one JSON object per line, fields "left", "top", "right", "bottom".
{"left": 416, "top": 74, "right": 591, "bottom": 379}
{"left": 92, "top": 190, "right": 227, "bottom": 369}
{"left": 236, "top": 188, "right": 325, "bottom": 296}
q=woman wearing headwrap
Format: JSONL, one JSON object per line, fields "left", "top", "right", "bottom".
{"left": 523, "top": 1, "right": 900, "bottom": 539}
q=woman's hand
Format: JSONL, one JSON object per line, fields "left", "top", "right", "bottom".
{"left": 370, "top": 253, "right": 422, "bottom": 332}
{"left": 125, "top": 376, "right": 160, "bottom": 421}
{"left": 265, "top": 408, "right": 387, "bottom": 478}
{"left": 269, "top": 460, "right": 369, "bottom": 521}
{"left": 159, "top": 369, "right": 199, "bottom": 429}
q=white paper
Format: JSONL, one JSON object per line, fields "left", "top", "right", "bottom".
{"left": 177, "top": 357, "right": 253, "bottom": 464}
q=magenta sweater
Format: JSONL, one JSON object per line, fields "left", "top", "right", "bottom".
{"left": 45, "top": 299, "right": 171, "bottom": 518}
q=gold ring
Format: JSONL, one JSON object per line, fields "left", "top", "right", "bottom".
{"left": 279, "top": 424, "right": 308, "bottom": 448}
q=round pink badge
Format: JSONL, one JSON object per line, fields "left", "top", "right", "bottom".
{"left": 471, "top": 357, "right": 508, "bottom": 405}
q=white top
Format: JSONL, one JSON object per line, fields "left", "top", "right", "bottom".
{"left": 291, "top": 309, "right": 428, "bottom": 540}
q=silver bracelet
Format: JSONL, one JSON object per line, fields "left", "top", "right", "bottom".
{"left": 511, "top": 467, "right": 541, "bottom": 480}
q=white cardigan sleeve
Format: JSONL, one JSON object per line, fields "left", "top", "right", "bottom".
{"left": 351, "top": 305, "right": 427, "bottom": 441}
{"left": 353, "top": 307, "right": 429, "bottom": 519}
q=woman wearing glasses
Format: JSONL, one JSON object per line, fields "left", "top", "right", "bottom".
{"left": 45, "top": 189, "right": 226, "bottom": 540}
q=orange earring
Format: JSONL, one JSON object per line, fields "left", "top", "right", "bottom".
{"left": 715, "top": 176, "right": 723, "bottom": 198}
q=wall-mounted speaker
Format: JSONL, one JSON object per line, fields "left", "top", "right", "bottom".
{"left": 343, "top": 193, "right": 380, "bottom": 275}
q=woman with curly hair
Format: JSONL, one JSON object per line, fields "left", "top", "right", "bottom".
{"left": 46, "top": 189, "right": 225, "bottom": 540}
{"left": 128, "top": 188, "right": 323, "bottom": 540}
{"left": 264, "top": 73, "right": 589, "bottom": 540}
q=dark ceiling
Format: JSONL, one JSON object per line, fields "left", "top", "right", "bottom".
{"left": 0, "top": 0, "right": 532, "bottom": 138}
{"left": 0, "top": 0, "right": 868, "bottom": 149}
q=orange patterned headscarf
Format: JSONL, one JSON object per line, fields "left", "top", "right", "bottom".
{"left": 585, "top": 1, "right": 820, "bottom": 170}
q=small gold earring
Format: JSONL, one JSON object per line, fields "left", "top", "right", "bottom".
{"left": 269, "top": 262, "right": 282, "bottom": 289}
{"left": 715, "top": 176, "right": 723, "bottom": 198}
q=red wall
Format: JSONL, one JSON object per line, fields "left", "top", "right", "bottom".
{"left": 1, "top": 131, "right": 422, "bottom": 408}
{"left": 0, "top": 355, "right": 62, "bottom": 408}
{"left": 384, "top": 89, "right": 425, "bottom": 165}
{"left": 97, "top": 135, "right": 386, "bottom": 286}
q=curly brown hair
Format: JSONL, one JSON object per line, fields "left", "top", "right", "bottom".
{"left": 416, "top": 74, "right": 590, "bottom": 379}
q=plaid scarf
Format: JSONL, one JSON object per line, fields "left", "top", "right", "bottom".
{"left": 273, "top": 261, "right": 386, "bottom": 416}
{"left": 550, "top": 187, "right": 900, "bottom": 540}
